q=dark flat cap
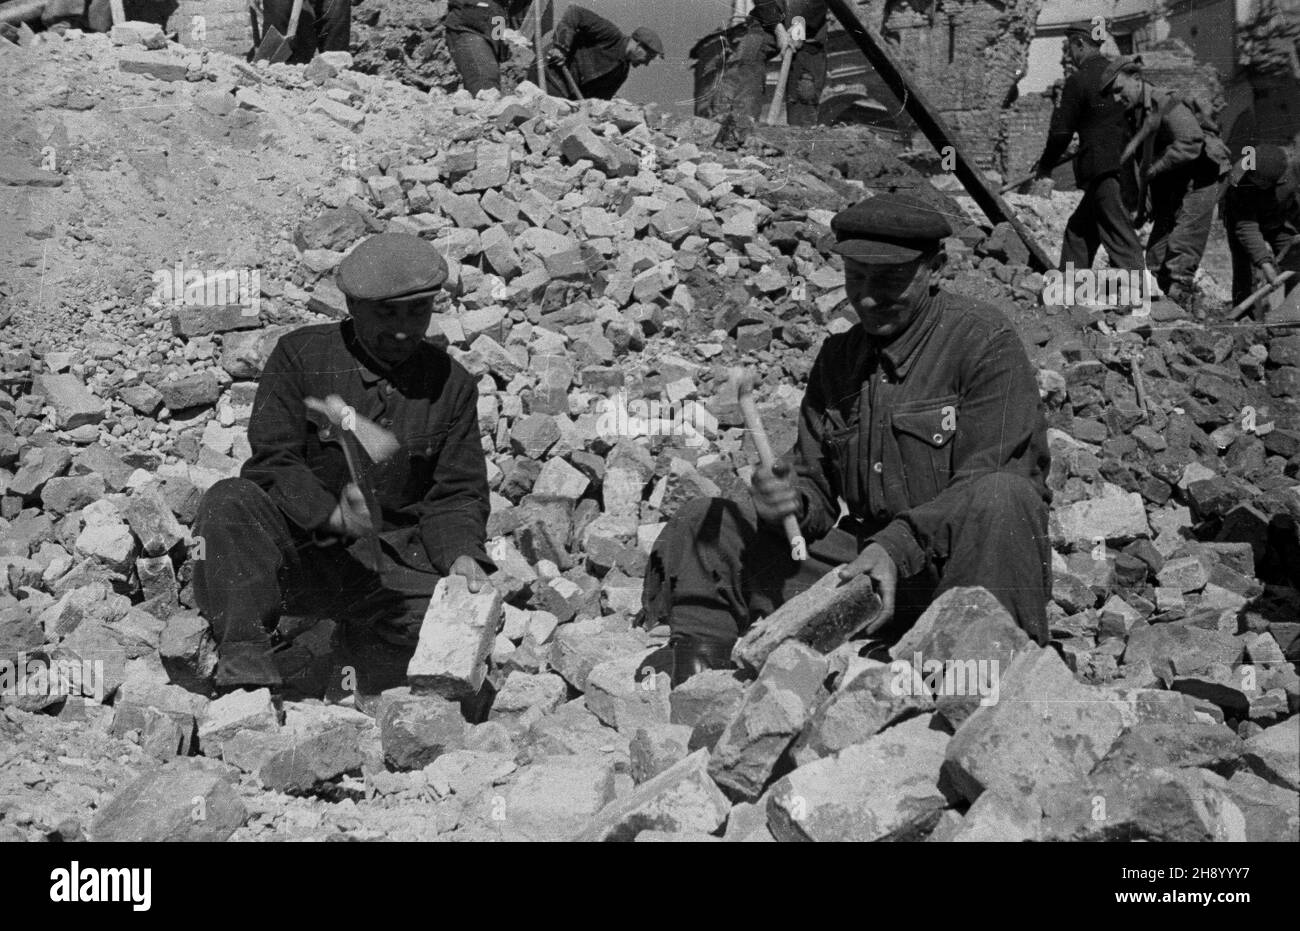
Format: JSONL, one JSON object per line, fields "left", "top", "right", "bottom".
{"left": 336, "top": 233, "right": 448, "bottom": 303}
{"left": 1100, "top": 55, "right": 1143, "bottom": 92}
{"left": 831, "top": 193, "right": 953, "bottom": 264}
{"left": 632, "top": 27, "right": 664, "bottom": 57}
{"left": 1065, "top": 23, "right": 1102, "bottom": 44}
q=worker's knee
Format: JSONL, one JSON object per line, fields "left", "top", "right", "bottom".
{"left": 196, "top": 477, "right": 269, "bottom": 524}
{"left": 966, "top": 472, "right": 1043, "bottom": 517}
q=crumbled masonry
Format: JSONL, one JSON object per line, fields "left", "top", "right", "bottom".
{"left": 0, "top": 23, "right": 1295, "bottom": 842}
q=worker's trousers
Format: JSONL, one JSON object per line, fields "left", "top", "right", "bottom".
{"left": 1147, "top": 174, "right": 1223, "bottom": 294}
{"left": 1060, "top": 173, "right": 1146, "bottom": 276}
{"left": 447, "top": 29, "right": 501, "bottom": 95}
{"left": 192, "top": 478, "right": 438, "bottom": 694}
{"left": 640, "top": 472, "right": 1051, "bottom": 649}
{"left": 260, "top": 0, "right": 351, "bottom": 65}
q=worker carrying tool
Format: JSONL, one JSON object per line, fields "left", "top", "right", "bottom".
{"left": 541, "top": 4, "right": 662, "bottom": 101}
{"left": 637, "top": 194, "right": 1053, "bottom": 686}
{"left": 192, "top": 234, "right": 493, "bottom": 699}
{"left": 1034, "top": 23, "right": 1146, "bottom": 290}
{"left": 249, "top": 0, "right": 350, "bottom": 65}
{"left": 1102, "top": 55, "right": 1232, "bottom": 316}
{"left": 714, "top": 0, "right": 828, "bottom": 128}
{"left": 1223, "top": 142, "right": 1300, "bottom": 312}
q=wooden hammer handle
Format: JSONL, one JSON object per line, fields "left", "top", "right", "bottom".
{"left": 733, "top": 371, "right": 807, "bottom": 560}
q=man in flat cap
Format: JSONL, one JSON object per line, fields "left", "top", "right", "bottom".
{"left": 1035, "top": 23, "right": 1145, "bottom": 299}
{"left": 639, "top": 194, "right": 1053, "bottom": 684}
{"left": 542, "top": 5, "right": 662, "bottom": 101}
{"left": 1103, "top": 56, "right": 1231, "bottom": 315}
{"left": 192, "top": 233, "right": 491, "bottom": 698}
{"left": 1223, "top": 142, "right": 1300, "bottom": 312}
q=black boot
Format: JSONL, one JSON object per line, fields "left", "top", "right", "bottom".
{"left": 637, "top": 634, "right": 736, "bottom": 688}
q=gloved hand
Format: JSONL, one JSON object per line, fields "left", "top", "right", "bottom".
{"left": 546, "top": 46, "right": 566, "bottom": 66}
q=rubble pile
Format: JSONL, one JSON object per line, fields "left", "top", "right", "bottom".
{"left": 0, "top": 26, "right": 1296, "bottom": 842}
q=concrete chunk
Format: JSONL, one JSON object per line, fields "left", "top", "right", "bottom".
{"left": 36, "top": 374, "right": 106, "bottom": 429}
{"left": 380, "top": 693, "right": 466, "bottom": 770}
{"left": 503, "top": 755, "right": 618, "bottom": 840}
{"left": 585, "top": 653, "right": 670, "bottom": 733}
{"left": 197, "top": 687, "right": 279, "bottom": 758}
{"left": 407, "top": 576, "right": 503, "bottom": 699}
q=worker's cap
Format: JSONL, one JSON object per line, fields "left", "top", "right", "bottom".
{"left": 631, "top": 27, "right": 664, "bottom": 58}
{"left": 336, "top": 233, "right": 448, "bottom": 303}
{"left": 830, "top": 193, "right": 953, "bottom": 265}
{"left": 1243, "top": 144, "right": 1289, "bottom": 188}
{"left": 1064, "top": 23, "right": 1103, "bottom": 45}
{"left": 1099, "top": 55, "right": 1143, "bottom": 92}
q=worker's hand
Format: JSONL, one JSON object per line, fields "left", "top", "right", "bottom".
{"left": 546, "top": 47, "right": 566, "bottom": 66}
{"left": 1262, "top": 262, "right": 1280, "bottom": 285}
{"left": 750, "top": 462, "right": 801, "bottom": 527}
{"left": 836, "top": 542, "right": 897, "bottom": 633}
{"left": 248, "top": 0, "right": 263, "bottom": 20}
{"left": 325, "top": 483, "right": 372, "bottom": 542}
{"left": 775, "top": 24, "right": 794, "bottom": 53}
{"left": 450, "top": 554, "right": 490, "bottom": 594}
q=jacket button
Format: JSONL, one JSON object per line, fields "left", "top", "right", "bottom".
{"left": 380, "top": 417, "right": 393, "bottom": 427}
{"left": 873, "top": 462, "right": 883, "bottom": 473}
{"left": 933, "top": 433, "right": 943, "bottom": 443}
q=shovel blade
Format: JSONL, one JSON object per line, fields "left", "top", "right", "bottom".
{"left": 254, "top": 26, "right": 292, "bottom": 63}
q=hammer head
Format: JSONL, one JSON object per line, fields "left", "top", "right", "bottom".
{"left": 304, "top": 394, "right": 400, "bottom": 463}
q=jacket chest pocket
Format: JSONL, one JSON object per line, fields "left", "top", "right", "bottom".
{"left": 890, "top": 398, "right": 957, "bottom": 505}
{"left": 821, "top": 422, "right": 859, "bottom": 504}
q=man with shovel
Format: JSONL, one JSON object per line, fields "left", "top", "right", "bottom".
{"left": 193, "top": 234, "right": 492, "bottom": 698}
{"left": 1223, "top": 142, "right": 1300, "bottom": 312}
{"left": 639, "top": 194, "right": 1053, "bottom": 685}
{"left": 542, "top": 5, "right": 662, "bottom": 101}
{"left": 251, "top": 0, "right": 349, "bottom": 65}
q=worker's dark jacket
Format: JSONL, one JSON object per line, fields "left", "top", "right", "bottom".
{"left": 1038, "top": 51, "right": 1128, "bottom": 186}
{"left": 552, "top": 4, "right": 630, "bottom": 97}
{"left": 242, "top": 319, "right": 490, "bottom": 576}
{"left": 782, "top": 289, "right": 1051, "bottom": 579}
{"left": 1225, "top": 161, "right": 1300, "bottom": 268}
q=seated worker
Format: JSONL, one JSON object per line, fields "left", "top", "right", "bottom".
{"left": 192, "top": 234, "right": 492, "bottom": 698}
{"left": 640, "top": 194, "right": 1054, "bottom": 685}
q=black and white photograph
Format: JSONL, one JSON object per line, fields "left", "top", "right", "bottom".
{"left": 0, "top": 0, "right": 1295, "bottom": 901}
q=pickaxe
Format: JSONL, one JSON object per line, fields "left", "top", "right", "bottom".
{"left": 731, "top": 369, "right": 807, "bottom": 561}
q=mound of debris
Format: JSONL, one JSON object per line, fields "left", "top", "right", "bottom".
{"left": 0, "top": 25, "right": 1296, "bottom": 842}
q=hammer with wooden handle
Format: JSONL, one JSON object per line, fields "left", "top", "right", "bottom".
{"left": 305, "top": 395, "right": 398, "bottom": 569}
{"left": 731, "top": 369, "right": 807, "bottom": 561}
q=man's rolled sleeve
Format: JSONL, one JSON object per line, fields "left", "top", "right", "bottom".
{"left": 415, "top": 383, "right": 491, "bottom": 575}
{"left": 869, "top": 327, "right": 1045, "bottom": 574}
{"left": 241, "top": 339, "right": 339, "bottom": 534}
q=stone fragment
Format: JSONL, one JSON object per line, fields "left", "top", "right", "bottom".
{"left": 1039, "top": 768, "right": 1246, "bottom": 841}
{"left": 669, "top": 669, "right": 746, "bottom": 751}
{"left": 158, "top": 610, "right": 217, "bottom": 691}
{"left": 489, "top": 671, "right": 568, "bottom": 726}
{"left": 767, "top": 715, "right": 951, "bottom": 842}
{"left": 197, "top": 687, "right": 278, "bottom": 758}
{"left": 226, "top": 705, "right": 370, "bottom": 792}
{"left": 709, "top": 641, "right": 828, "bottom": 801}
{"left": 948, "top": 789, "right": 1042, "bottom": 842}
{"left": 36, "top": 374, "right": 106, "bottom": 429}
{"left": 1242, "top": 720, "right": 1299, "bottom": 790}
{"left": 158, "top": 372, "right": 220, "bottom": 410}
{"left": 942, "top": 646, "right": 1127, "bottom": 803}
{"left": 90, "top": 760, "right": 246, "bottom": 841}
{"left": 888, "top": 586, "right": 1030, "bottom": 729}
{"left": 585, "top": 653, "right": 671, "bottom": 732}
{"left": 791, "top": 661, "right": 933, "bottom": 766}
{"left": 630, "top": 723, "right": 694, "bottom": 783}
{"left": 1050, "top": 488, "right": 1149, "bottom": 549}
{"left": 379, "top": 693, "right": 466, "bottom": 770}
{"left": 123, "top": 484, "right": 186, "bottom": 556}
{"left": 548, "top": 626, "right": 651, "bottom": 692}
{"left": 407, "top": 576, "right": 503, "bottom": 700}
{"left": 503, "top": 755, "right": 618, "bottom": 840}
{"left": 732, "top": 571, "right": 881, "bottom": 674}
{"left": 573, "top": 749, "right": 730, "bottom": 841}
